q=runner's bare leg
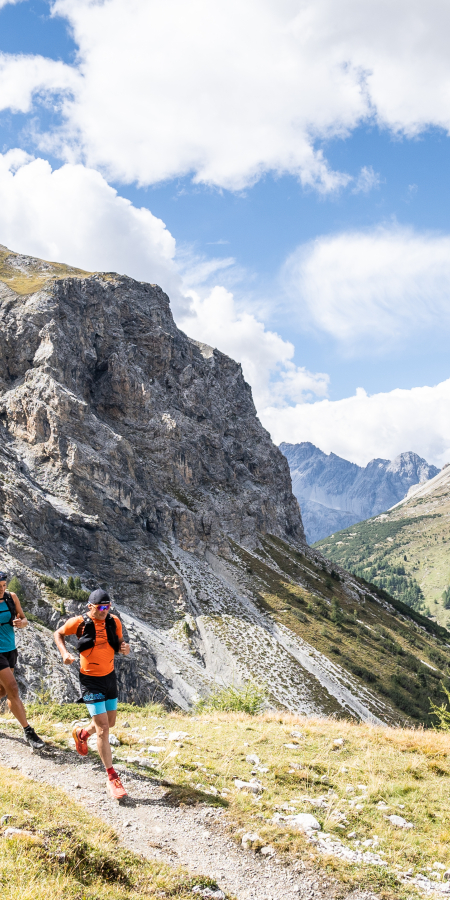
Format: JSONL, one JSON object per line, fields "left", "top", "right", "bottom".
{"left": 92, "top": 709, "right": 117, "bottom": 768}
{"left": 82, "top": 708, "right": 116, "bottom": 739}
{"left": 0, "top": 668, "right": 28, "bottom": 727}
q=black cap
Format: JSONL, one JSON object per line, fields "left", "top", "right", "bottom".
{"left": 88, "top": 588, "right": 110, "bottom": 606}
{"left": 0, "top": 572, "right": 7, "bottom": 582}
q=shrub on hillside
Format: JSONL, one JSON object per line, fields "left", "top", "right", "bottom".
{"left": 330, "top": 598, "right": 344, "bottom": 625}
{"left": 292, "top": 609, "right": 308, "bottom": 623}
{"left": 195, "top": 681, "right": 267, "bottom": 715}
{"left": 7, "top": 576, "right": 25, "bottom": 603}
{"left": 344, "top": 659, "right": 377, "bottom": 683}
{"left": 429, "top": 648, "right": 447, "bottom": 669}
{"left": 316, "top": 599, "right": 329, "bottom": 618}
{"left": 430, "top": 684, "right": 450, "bottom": 730}
{"left": 39, "top": 574, "right": 89, "bottom": 603}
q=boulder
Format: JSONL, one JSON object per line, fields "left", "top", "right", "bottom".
{"left": 386, "top": 815, "right": 413, "bottom": 829}
{"left": 234, "top": 778, "right": 263, "bottom": 794}
{"left": 288, "top": 813, "right": 321, "bottom": 832}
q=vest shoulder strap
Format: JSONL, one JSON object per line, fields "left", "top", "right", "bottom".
{"left": 105, "top": 613, "right": 120, "bottom": 652}
{"left": 76, "top": 614, "right": 92, "bottom": 638}
{"left": 1, "top": 592, "right": 16, "bottom": 625}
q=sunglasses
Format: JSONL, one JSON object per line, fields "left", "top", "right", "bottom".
{"left": 96, "top": 603, "right": 111, "bottom": 611}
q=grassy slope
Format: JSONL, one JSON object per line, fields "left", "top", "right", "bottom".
{"left": 0, "top": 755, "right": 204, "bottom": 900}
{"left": 14, "top": 700, "right": 450, "bottom": 900}
{"left": 314, "top": 473, "right": 450, "bottom": 628}
{"left": 237, "top": 535, "right": 450, "bottom": 725}
{"left": 0, "top": 246, "right": 91, "bottom": 295}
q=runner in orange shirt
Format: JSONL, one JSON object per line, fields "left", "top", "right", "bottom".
{"left": 54, "top": 589, "right": 130, "bottom": 800}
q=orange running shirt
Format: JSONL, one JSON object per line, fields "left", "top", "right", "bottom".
{"left": 60, "top": 615, "right": 123, "bottom": 676}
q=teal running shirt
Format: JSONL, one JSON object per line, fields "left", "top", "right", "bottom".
{"left": 0, "top": 601, "right": 16, "bottom": 653}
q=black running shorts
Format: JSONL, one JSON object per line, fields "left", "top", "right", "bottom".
{"left": 0, "top": 649, "right": 18, "bottom": 671}
{"left": 78, "top": 670, "right": 118, "bottom": 706}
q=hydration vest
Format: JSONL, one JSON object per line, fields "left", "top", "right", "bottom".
{"left": 75, "top": 613, "right": 120, "bottom": 654}
{"left": 0, "top": 592, "right": 16, "bottom": 625}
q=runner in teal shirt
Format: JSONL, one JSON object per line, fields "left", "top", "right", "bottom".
{"left": 0, "top": 571, "right": 45, "bottom": 750}
{"left": 0, "top": 599, "right": 16, "bottom": 653}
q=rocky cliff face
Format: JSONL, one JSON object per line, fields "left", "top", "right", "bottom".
{"left": 1, "top": 252, "right": 303, "bottom": 566}
{"left": 0, "top": 246, "right": 437, "bottom": 725}
{"left": 280, "top": 442, "right": 439, "bottom": 543}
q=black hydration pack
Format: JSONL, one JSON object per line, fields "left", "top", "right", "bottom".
{"left": 0, "top": 592, "right": 16, "bottom": 625}
{"left": 75, "top": 613, "right": 120, "bottom": 654}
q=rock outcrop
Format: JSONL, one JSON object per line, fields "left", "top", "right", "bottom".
{"left": 280, "top": 442, "right": 439, "bottom": 543}
{"left": 1, "top": 257, "right": 303, "bottom": 568}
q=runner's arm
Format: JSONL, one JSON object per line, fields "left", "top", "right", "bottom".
{"left": 53, "top": 625, "right": 76, "bottom": 665}
{"left": 115, "top": 618, "right": 130, "bottom": 656}
{"left": 11, "top": 592, "right": 28, "bottom": 628}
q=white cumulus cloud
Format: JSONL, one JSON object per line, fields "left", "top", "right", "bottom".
{"left": 261, "top": 379, "right": 450, "bottom": 468}
{"left": 0, "top": 150, "right": 183, "bottom": 306}
{"left": 0, "top": 150, "right": 327, "bottom": 412}
{"left": 2, "top": 0, "right": 450, "bottom": 190}
{"left": 283, "top": 225, "right": 450, "bottom": 348}
{"left": 0, "top": 53, "right": 79, "bottom": 113}
{"left": 179, "top": 286, "right": 329, "bottom": 410}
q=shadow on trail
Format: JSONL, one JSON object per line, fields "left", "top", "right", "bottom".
{"left": 158, "top": 783, "right": 228, "bottom": 809}
{"left": 118, "top": 795, "right": 158, "bottom": 808}
{"left": 0, "top": 732, "right": 229, "bottom": 815}
{"left": 0, "top": 730, "right": 62, "bottom": 755}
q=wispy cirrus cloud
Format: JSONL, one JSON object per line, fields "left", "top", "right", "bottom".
{"left": 283, "top": 225, "right": 450, "bottom": 349}
{"left": 352, "top": 166, "right": 381, "bottom": 194}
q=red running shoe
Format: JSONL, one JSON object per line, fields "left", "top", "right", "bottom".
{"left": 107, "top": 775, "right": 128, "bottom": 801}
{"left": 72, "top": 725, "right": 89, "bottom": 757}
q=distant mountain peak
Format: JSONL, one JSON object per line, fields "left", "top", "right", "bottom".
{"left": 280, "top": 441, "right": 439, "bottom": 543}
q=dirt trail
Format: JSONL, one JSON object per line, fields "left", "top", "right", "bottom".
{"left": 0, "top": 731, "right": 377, "bottom": 900}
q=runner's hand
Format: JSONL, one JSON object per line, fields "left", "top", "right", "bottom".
{"left": 119, "top": 641, "right": 130, "bottom": 656}
{"left": 63, "top": 653, "right": 75, "bottom": 665}
{"left": 13, "top": 617, "right": 27, "bottom": 628}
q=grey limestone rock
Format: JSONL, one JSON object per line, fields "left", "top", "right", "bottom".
{"left": 1, "top": 269, "right": 303, "bottom": 568}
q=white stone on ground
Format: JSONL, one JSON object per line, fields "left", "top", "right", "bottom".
{"left": 241, "top": 832, "right": 260, "bottom": 848}
{"left": 234, "top": 778, "right": 263, "bottom": 794}
{"left": 386, "top": 815, "right": 413, "bottom": 829}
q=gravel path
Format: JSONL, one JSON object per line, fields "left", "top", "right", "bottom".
{"left": 0, "top": 731, "right": 378, "bottom": 900}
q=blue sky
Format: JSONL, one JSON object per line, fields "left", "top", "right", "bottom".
{"left": 1, "top": 0, "right": 450, "bottom": 466}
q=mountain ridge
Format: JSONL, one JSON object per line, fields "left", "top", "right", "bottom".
{"left": 280, "top": 441, "right": 439, "bottom": 543}
{"left": 315, "top": 462, "right": 450, "bottom": 627}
